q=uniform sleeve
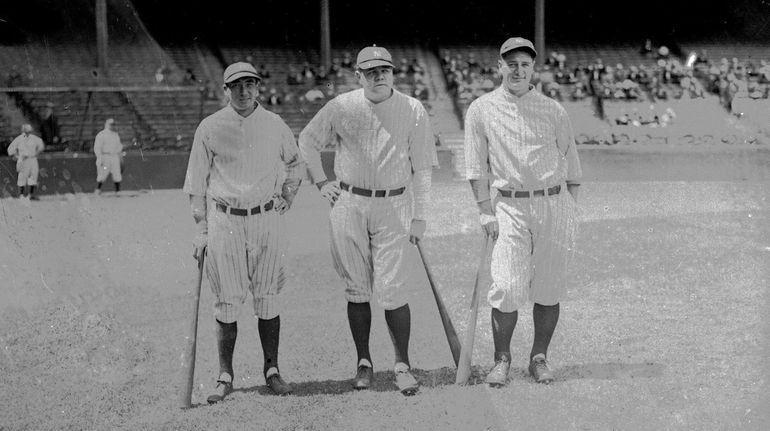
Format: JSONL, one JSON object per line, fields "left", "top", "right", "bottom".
{"left": 298, "top": 101, "right": 336, "bottom": 183}
{"left": 35, "top": 137, "right": 44, "bottom": 155}
{"left": 7, "top": 138, "right": 18, "bottom": 156}
{"left": 279, "top": 120, "right": 304, "bottom": 182}
{"left": 408, "top": 103, "right": 437, "bottom": 170}
{"left": 93, "top": 132, "right": 103, "bottom": 157}
{"left": 555, "top": 107, "right": 582, "bottom": 182}
{"left": 464, "top": 101, "right": 490, "bottom": 180}
{"left": 182, "top": 122, "right": 213, "bottom": 197}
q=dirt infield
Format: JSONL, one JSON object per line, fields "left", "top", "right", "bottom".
{"left": 0, "top": 154, "right": 768, "bottom": 429}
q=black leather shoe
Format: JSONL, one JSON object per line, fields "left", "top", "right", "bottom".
{"left": 207, "top": 373, "right": 233, "bottom": 404}
{"left": 528, "top": 354, "right": 554, "bottom": 384}
{"left": 266, "top": 373, "right": 292, "bottom": 395}
{"left": 352, "top": 365, "right": 373, "bottom": 390}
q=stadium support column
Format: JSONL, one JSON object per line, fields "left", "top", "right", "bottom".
{"left": 96, "top": 0, "right": 109, "bottom": 77}
{"left": 320, "top": 0, "right": 331, "bottom": 74}
{"left": 535, "top": 0, "right": 545, "bottom": 66}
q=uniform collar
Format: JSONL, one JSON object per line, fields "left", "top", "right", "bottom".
{"left": 499, "top": 85, "right": 535, "bottom": 101}
{"left": 227, "top": 102, "right": 262, "bottom": 119}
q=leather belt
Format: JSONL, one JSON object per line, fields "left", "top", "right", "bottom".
{"left": 498, "top": 185, "right": 561, "bottom": 198}
{"left": 339, "top": 181, "right": 406, "bottom": 198}
{"left": 216, "top": 200, "right": 274, "bottom": 216}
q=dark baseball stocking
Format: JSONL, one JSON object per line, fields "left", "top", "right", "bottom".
{"left": 215, "top": 319, "right": 237, "bottom": 379}
{"left": 384, "top": 304, "right": 411, "bottom": 366}
{"left": 491, "top": 308, "right": 517, "bottom": 358}
{"left": 531, "top": 303, "right": 559, "bottom": 360}
{"left": 258, "top": 315, "right": 280, "bottom": 376}
{"left": 114, "top": 182, "right": 120, "bottom": 192}
{"left": 347, "top": 301, "right": 372, "bottom": 364}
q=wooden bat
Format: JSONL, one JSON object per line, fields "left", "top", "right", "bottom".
{"left": 415, "top": 240, "right": 461, "bottom": 366}
{"left": 178, "top": 251, "right": 205, "bottom": 409}
{"left": 455, "top": 235, "right": 491, "bottom": 385}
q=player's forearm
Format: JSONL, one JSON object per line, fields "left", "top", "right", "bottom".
{"left": 469, "top": 178, "right": 494, "bottom": 215}
{"left": 412, "top": 168, "right": 431, "bottom": 220}
{"left": 281, "top": 178, "right": 302, "bottom": 202}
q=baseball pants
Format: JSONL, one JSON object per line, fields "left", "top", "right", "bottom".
{"left": 16, "top": 158, "right": 39, "bottom": 187}
{"left": 488, "top": 187, "right": 578, "bottom": 312}
{"left": 96, "top": 154, "right": 122, "bottom": 182}
{"left": 206, "top": 200, "right": 286, "bottom": 323}
{"left": 328, "top": 189, "right": 413, "bottom": 310}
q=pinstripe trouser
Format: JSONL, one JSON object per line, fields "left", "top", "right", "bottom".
{"left": 328, "top": 190, "right": 413, "bottom": 310}
{"left": 206, "top": 203, "right": 286, "bottom": 323}
{"left": 488, "top": 187, "right": 578, "bottom": 312}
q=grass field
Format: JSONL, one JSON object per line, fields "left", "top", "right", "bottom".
{"left": 0, "top": 150, "right": 768, "bottom": 430}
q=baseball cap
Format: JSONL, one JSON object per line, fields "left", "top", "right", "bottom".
{"left": 500, "top": 37, "right": 537, "bottom": 59}
{"left": 356, "top": 46, "right": 394, "bottom": 70}
{"left": 223, "top": 62, "right": 261, "bottom": 84}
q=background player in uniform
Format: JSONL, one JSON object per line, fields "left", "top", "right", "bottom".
{"left": 299, "top": 45, "right": 437, "bottom": 396}
{"left": 7, "top": 123, "right": 45, "bottom": 200}
{"left": 93, "top": 118, "right": 124, "bottom": 195}
{"left": 464, "top": 37, "right": 582, "bottom": 386}
{"left": 183, "top": 62, "right": 303, "bottom": 403}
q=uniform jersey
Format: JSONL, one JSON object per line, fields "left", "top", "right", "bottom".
{"left": 465, "top": 86, "right": 581, "bottom": 190}
{"left": 299, "top": 88, "right": 436, "bottom": 309}
{"left": 93, "top": 129, "right": 123, "bottom": 155}
{"left": 300, "top": 88, "right": 436, "bottom": 189}
{"left": 464, "top": 86, "right": 581, "bottom": 312}
{"left": 8, "top": 133, "right": 44, "bottom": 159}
{"left": 184, "top": 104, "right": 303, "bottom": 209}
{"left": 184, "top": 103, "right": 303, "bottom": 322}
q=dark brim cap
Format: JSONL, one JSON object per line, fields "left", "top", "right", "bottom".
{"left": 223, "top": 62, "right": 261, "bottom": 84}
{"left": 500, "top": 37, "right": 537, "bottom": 59}
{"left": 356, "top": 46, "right": 394, "bottom": 70}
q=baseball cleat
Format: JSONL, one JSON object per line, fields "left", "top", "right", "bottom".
{"left": 394, "top": 362, "right": 419, "bottom": 396}
{"left": 206, "top": 372, "right": 233, "bottom": 404}
{"left": 485, "top": 358, "right": 511, "bottom": 387}
{"left": 352, "top": 365, "right": 374, "bottom": 390}
{"left": 529, "top": 354, "right": 554, "bottom": 384}
{"left": 266, "top": 371, "right": 292, "bottom": 396}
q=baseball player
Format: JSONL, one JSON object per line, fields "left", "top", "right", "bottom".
{"left": 93, "top": 118, "right": 123, "bottom": 195}
{"left": 299, "top": 45, "right": 436, "bottom": 396}
{"left": 7, "top": 124, "right": 45, "bottom": 200}
{"left": 183, "top": 62, "right": 303, "bottom": 403}
{"left": 464, "top": 37, "right": 582, "bottom": 386}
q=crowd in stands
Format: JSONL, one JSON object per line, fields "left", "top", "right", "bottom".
{"left": 228, "top": 52, "right": 430, "bottom": 107}
{"left": 440, "top": 42, "right": 770, "bottom": 124}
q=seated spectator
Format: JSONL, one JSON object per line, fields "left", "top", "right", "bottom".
{"left": 657, "top": 45, "right": 670, "bottom": 60}
{"left": 40, "top": 102, "right": 62, "bottom": 148}
{"left": 341, "top": 52, "right": 354, "bottom": 69}
{"left": 640, "top": 38, "right": 653, "bottom": 56}
{"left": 6, "top": 65, "right": 24, "bottom": 87}
{"left": 182, "top": 68, "right": 198, "bottom": 86}
{"left": 257, "top": 64, "right": 271, "bottom": 80}
{"left": 304, "top": 87, "right": 325, "bottom": 102}
{"left": 302, "top": 62, "right": 316, "bottom": 81}
{"left": 287, "top": 66, "right": 304, "bottom": 85}
{"left": 155, "top": 65, "right": 170, "bottom": 84}
{"left": 266, "top": 87, "right": 282, "bottom": 106}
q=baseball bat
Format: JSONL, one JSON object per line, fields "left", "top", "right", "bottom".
{"left": 455, "top": 235, "right": 491, "bottom": 385}
{"left": 178, "top": 251, "right": 205, "bottom": 409}
{"left": 415, "top": 240, "right": 461, "bottom": 366}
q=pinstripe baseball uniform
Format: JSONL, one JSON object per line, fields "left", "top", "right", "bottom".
{"left": 7, "top": 132, "right": 44, "bottom": 187}
{"left": 465, "top": 86, "right": 582, "bottom": 312}
{"left": 183, "top": 103, "right": 303, "bottom": 322}
{"left": 94, "top": 124, "right": 123, "bottom": 183}
{"left": 299, "top": 88, "right": 436, "bottom": 309}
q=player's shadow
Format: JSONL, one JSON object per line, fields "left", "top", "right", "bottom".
{"left": 234, "top": 366, "right": 459, "bottom": 396}
{"left": 553, "top": 362, "right": 666, "bottom": 381}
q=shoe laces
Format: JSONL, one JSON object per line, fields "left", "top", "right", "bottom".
{"left": 531, "top": 356, "right": 549, "bottom": 372}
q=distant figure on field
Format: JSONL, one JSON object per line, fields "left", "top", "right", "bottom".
{"left": 7, "top": 124, "right": 45, "bottom": 200}
{"left": 93, "top": 118, "right": 124, "bottom": 194}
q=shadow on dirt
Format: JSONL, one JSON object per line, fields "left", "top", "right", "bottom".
{"left": 232, "top": 366, "right": 463, "bottom": 396}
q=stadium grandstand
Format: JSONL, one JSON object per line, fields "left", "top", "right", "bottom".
{"left": 1, "top": 0, "right": 768, "bottom": 170}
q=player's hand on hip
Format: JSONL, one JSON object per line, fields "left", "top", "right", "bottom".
{"left": 317, "top": 180, "right": 341, "bottom": 207}
{"left": 479, "top": 213, "right": 499, "bottom": 241}
{"left": 409, "top": 219, "right": 427, "bottom": 244}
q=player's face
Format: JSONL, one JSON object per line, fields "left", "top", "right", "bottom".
{"left": 357, "top": 66, "right": 394, "bottom": 101}
{"left": 225, "top": 77, "right": 259, "bottom": 115}
{"left": 499, "top": 51, "right": 534, "bottom": 96}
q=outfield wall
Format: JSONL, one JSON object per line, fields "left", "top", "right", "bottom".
{"left": 1, "top": 146, "right": 767, "bottom": 198}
